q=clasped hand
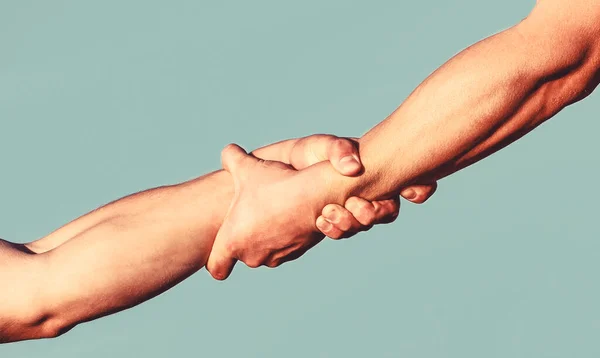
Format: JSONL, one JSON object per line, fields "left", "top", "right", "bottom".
{"left": 206, "top": 135, "right": 436, "bottom": 280}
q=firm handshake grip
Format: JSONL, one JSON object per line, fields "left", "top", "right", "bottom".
{"left": 205, "top": 135, "right": 437, "bottom": 280}
{"left": 3, "top": 3, "right": 598, "bottom": 342}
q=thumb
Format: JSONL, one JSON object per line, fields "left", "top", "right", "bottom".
{"left": 206, "top": 251, "right": 237, "bottom": 281}
{"left": 327, "top": 138, "right": 363, "bottom": 176}
{"left": 206, "top": 229, "right": 238, "bottom": 281}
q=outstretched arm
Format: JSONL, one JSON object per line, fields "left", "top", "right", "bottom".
{"left": 320, "top": 0, "right": 600, "bottom": 202}
{"left": 0, "top": 135, "right": 397, "bottom": 344}
{"left": 207, "top": 0, "right": 600, "bottom": 279}
{"left": 0, "top": 169, "right": 236, "bottom": 343}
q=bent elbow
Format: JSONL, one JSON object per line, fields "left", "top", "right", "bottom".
{"left": 0, "top": 309, "right": 74, "bottom": 343}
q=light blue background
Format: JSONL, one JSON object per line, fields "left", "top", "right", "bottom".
{"left": 2, "top": 0, "right": 599, "bottom": 357}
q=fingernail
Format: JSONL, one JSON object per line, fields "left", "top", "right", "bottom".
{"left": 328, "top": 210, "right": 339, "bottom": 223}
{"left": 404, "top": 189, "right": 417, "bottom": 200}
{"left": 340, "top": 155, "right": 361, "bottom": 171}
{"left": 317, "top": 217, "right": 333, "bottom": 231}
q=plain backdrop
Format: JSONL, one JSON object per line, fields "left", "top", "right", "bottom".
{"left": 2, "top": 1, "right": 599, "bottom": 357}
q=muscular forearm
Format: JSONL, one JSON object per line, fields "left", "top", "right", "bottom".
{"left": 356, "top": 18, "right": 599, "bottom": 199}
{"left": 309, "top": 7, "right": 600, "bottom": 205}
{"left": 2, "top": 171, "right": 233, "bottom": 343}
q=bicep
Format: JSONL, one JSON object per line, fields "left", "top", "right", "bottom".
{"left": 513, "top": 0, "right": 600, "bottom": 82}
{"left": 530, "top": 0, "right": 600, "bottom": 38}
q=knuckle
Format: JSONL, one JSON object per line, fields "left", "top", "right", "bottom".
{"left": 316, "top": 217, "right": 330, "bottom": 233}
{"left": 265, "top": 260, "right": 280, "bottom": 268}
{"left": 321, "top": 226, "right": 336, "bottom": 238}
{"left": 332, "top": 138, "right": 353, "bottom": 155}
{"left": 409, "top": 183, "right": 437, "bottom": 204}
{"left": 332, "top": 137, "right": 348, "bottom": 149}
{"left": 379, "top": 202, "right": 400, "bottom": 224}
{"left": 221, "top": 143, "right": 238, "bottom": 156}
{"left": 356, "top": 203, "right": 376, "bottom": 225}
{"left": 386, "top": 200, "right": 401, "bottom": 215}
{"left": 42, "top": 319, "right": 72, "bottom": 339}
{"left": 328, "top": 232, "right": 343, "bottom": 240}
{"left": 417, "top": 190, "right": 435, "bottom": 203}
{"left": 409, "top": 190, "right": 428, "bottom": 204}
{"left": 344, "top": 197, "right": 361, "bottom": 211}
{"left": 371, "top": 202, "right": 385, "bottom": 216}
{"left": 223, "top": 143, "right": 237, "bottom": 151}
{"left": 386, "top": 211, "right": 400, "bottom": 224}
{"left": 345, "top": 196, "right": 360, "bottom": 205}
{"left": 327, "top": 208, "right": 342, "bottom": 224}
{"left": 346, "top": 199, "right": 364, "bottom": 212}
{"left": 324, "top": 227, "right": 344, "bottom": 240}
{"left": 336, "top": 211, "right": 354, "bottom": 231}
{"left": 412, "top": 197, "right": 427, "bottom": 204}
{"left": 244, "top": 257, "right": 263, "bottom": 269}
{"left": 322, "top": 204, "right": 338, "bottom": 217}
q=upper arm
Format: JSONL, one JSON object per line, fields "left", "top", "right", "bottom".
{"left": 527, "top": 0, "right": 600, "bottom": 42}
{"left": 512, "top": 0, "right": 600, "bottom": 88}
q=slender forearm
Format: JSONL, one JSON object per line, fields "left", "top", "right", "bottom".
{"left": 21, "top": 138, "right": 300, "bottom": 255}
{"left": 23, "top": 196, "right": 139, "bottom": 254}
{"left": 2, "top": 134, "right": 352, "bottom": 342}
{"left": 2, "top": 170, "right": 233, "bottom": 342}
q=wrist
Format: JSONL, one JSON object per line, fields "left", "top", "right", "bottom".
{"left": 296, "top": 147, "right": 407, "bottom": 205}
{"left": 297, "top": 161, "right": 374, "bottom": 210}
{"left": 179, "top": 170, "right": 234, "bottom": 233}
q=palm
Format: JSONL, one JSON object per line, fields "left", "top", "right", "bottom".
{"left": 206, "top": 145, "right": 325, "bottom": 280}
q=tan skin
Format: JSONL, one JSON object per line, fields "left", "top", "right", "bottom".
{"left": 251, "top": 136, "right": 437, "bottom": 239}
{"left": 206, "top": 0, "right": 600, "bottom": 280}
{"left": 9, "top": 0, "right": 596, "bottom": 342}
{"left": 0, "top": 134, "right": 432, "bottom": 343}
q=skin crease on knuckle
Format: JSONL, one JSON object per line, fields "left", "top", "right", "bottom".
{"left": 354, "top": 202, "right": 377, "bottom": 226}
{"left": 324, "top": 205, "right": 342, "bottom": 225}
{"left": 323, "top": 209, "right": 363, "bottom": 239}
{"left": 379, "top": 200, "right": 397, "bottom": 218}
{"left": 375, "top": 200, "right": 399, "bottom": 224}
{"left": 326, "top": 226, "right": 344, "bottom": 240}
{"left": 325, "top": 205, "right": 357, "bottom": 232}
{"left": 335, "top": 211, "right": 355, "bottom": 232}
{"left": 409, "top": 188, "right": 431, "bottom": 204}
{"left": 315, "top": 216, "right": 342, "bottom": 239}
{"left": 265, "top": 260, "right": 279, "bottom": 268}
{"left": 237, "top": 245, "right": 266, "bottom": 269}
{"left": 332, "top": 137, "right": 352, "bottom": 155}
